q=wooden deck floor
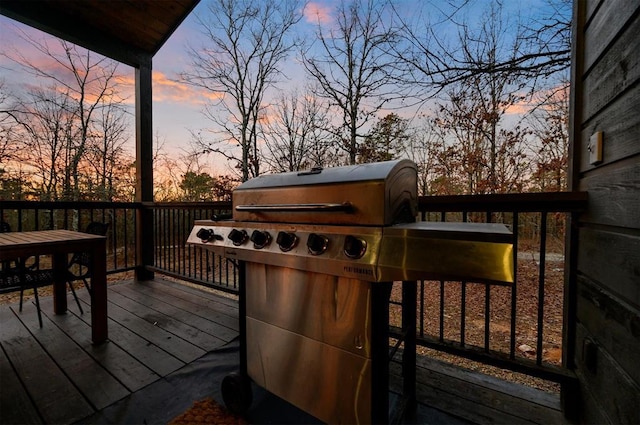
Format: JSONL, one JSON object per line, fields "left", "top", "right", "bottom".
{"left": 0, "top": 278, "right": 566, "bottom": 424}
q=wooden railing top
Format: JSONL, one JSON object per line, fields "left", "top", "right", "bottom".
{"left": 0, "top": 191, "right": 588, "bottom": 213}
{"left": 417, "top": 191, "right": 588, "bottom": 212}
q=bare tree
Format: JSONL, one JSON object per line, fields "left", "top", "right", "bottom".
{"left": 152, "top": 133, "right": 182, "bottom": 201}
{"left": 528, "top": 81, "right": 569, "bottom": 192}
{"left": 0, "top": 80, "right": 36, "bottom": 199}
{"left": 395, "top": 0, "right": 571, "bottom": 96}
{"left": 407, "top": 119, "right": 447, "bottom": 196}
{"left": 12, "top": 86, "right": 74, "bottom": 200}
{"left": 84, "top": 99, "right": 132, "bottom": 201}
{"left": 302, "top": 0, "right": 403, "bottom": 165}
{"left": 401, "top": 4, "right": 531, "bottom": 195}
{"left": 181, "top": 0, "right": 304, "bottom": 181}
{"left": 3, "top": 30, "right": 125, "bottom": 200}
{"left": 152, "top": 135, "right": 239, "bottom": 202}
{"left": 0, "top": 80, "right": 21, "bottom": 168}
{"left": 431, "top": 81, "right": 529, "bottom": 195}
{"left": 261, "top": 87, "right": 336, "bottom": 172}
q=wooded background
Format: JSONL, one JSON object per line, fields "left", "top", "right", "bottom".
{"left": 1, "top": 0, "right": 571, "bottom": 202}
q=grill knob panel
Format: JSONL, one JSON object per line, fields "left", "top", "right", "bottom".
{"left": 276, "top": 231, "right": 298, "bottom": 252}
{"left": 307, "top": 233, "right": 329, "bottom": 255}
{"left": 228, "top": 229, "right": 249, "bottom": 246}
{"left": 250, "top": 230, "right": 271, "bottom": 249}
{"left": 344, "top": 235, "right": 367, "bottom": 259}
{"left": 196, "top": 228, "right": 223, "bottom": 242}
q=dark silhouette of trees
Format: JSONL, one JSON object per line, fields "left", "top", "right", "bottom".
{"left": 181, "top": 0, "right": 304, "bottom": 181}
{"left": 302, "top": 0, "right": 404, "bottom": 165}
{"left": 528, "top": 82, "right": 569, "bottom": 192}
{"left": 179, "top": 171, "right": 234, "bottom": 201}
{"left": 403, "top": 1, "right": 568, "bottom": 194}
{"left": 358, "top": 113, "right": 409, "bottom": 163}
{"left": 85, "top": 99, "right": 132, "bottom": 201}
{"left": 0, "top": 0, "right": 572, "bottom": 200}
{"left": 261, "top": 87, "right": 337, "bottom": 172}
{"left": 2, "top": 31, "right": 129, "bottom": 201}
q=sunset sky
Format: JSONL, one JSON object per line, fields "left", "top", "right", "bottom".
{"left": 0, "top": 0, "right": 558, "bottom": 174}
{"left": 0, "top": 1, "right": 334, "bottom": 171}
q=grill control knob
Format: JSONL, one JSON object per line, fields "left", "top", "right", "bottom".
{"left": 276, "top": 231, "right": 298, "bottom": 252}
{"left": 307, "top": 233, "right": 329, "bottom": 255}
{"left": 344, "top": 235, "right": 367, "bottom": 259}
{"left": 196, "top": 228, "right": 223, "bottom": 242}
{"left": 228, "top": 229, "right": 249, "bottom": 246}
{"left": 250, "top": 230, "right": 271, "bottom": 249}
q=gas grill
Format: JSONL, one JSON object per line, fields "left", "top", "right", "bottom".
{"left": 187, "top": 159, "right": 514, "bottom": 424}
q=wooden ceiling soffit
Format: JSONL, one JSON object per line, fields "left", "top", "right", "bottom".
{"left": 0, "top": 0, "right": 200, "bottom": 68}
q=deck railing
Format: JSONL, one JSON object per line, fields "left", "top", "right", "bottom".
{"left": 0, "top": 191, "right": 587, "bottom": 387}
{"left": 394, "top": 192, "right": 587, "bottom": 386}
{"left": 148, "top": 202, "right": 237, "bottom": 294}
{"left": 0, "top": 201, "right": 138, "bottom": 275}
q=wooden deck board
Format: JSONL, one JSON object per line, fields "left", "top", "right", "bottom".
{"left": 98, "top": 291, "right": 208, "bottom": 362}
{"left": 39, "top": 297, "right": 165, "bottom": 390}
{"left": 107, "top": 287, "right": 225, "bottom": 350}
{"left": 0, "top": 307, "right": 94, "bottom": 424}
{"left": 0, "top": 310, "right": 42, "bottom": 425}
{"left": 143, "top": 280, "right": 240, "bottom": 330}
{"left": 16, "top": 304, "right": 130, "bottom": 411}
{"left": 0, "top": 278, "right": 567, "bottom": 425}
{"left": 0, "top": 279, "right": 238, "bottom": 424}
{"left": 390, "top": 355, "right": 565, "bottom": 425}
{"left": 111, "top": 283, "right": 238, "bottom": 343}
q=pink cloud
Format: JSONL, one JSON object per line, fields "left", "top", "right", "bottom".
{"left": 505, "top": 84, "right": 569, "bottom": 115}
{"left": 504, "top": 102, "right": 531, "bottom": 115}
{"left": 304, "top": 2, "right": 333, "bottom": 25}
{"left": 152, "top": 71, "right": 222, "bottom": 104}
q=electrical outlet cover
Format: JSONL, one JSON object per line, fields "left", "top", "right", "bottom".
{"left": 589, "top": 131, "right": 603, "bottom": 165}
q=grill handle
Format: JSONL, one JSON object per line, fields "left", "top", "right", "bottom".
{"left": 235, "top": 202, "right": 353, "bottom": 213}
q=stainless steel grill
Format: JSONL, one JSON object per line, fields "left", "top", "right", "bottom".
{"left": 187, "top": 159, "right": 514, "bottom": 424}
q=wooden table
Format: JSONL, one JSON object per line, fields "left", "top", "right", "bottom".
{"left": 0, "top": 229, "right": 107, "bottom": 343}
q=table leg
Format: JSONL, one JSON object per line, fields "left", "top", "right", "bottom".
{"left": 52, "top": 252, "right": 67, "bottom": 314}
{"left": 90, "top": 241, "right": 108, "bottom": 344}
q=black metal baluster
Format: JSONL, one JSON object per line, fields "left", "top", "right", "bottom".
{"left": 537, "top": 212, "right": 547, "bottom": 365}
{"left": 111, "top": 208, "right": 117, "bottom": 270}
{"left": 171, "top": 208, "right": 176, "bottom": 273}
{"left": 180, "top": 209, "right": 185, "bottom": 277}
{"left": 484, "top": 211, "right": 492, "bottom": 351}
{"left": 440, "top": 211, "right": 446, "bottom": 342}
{"left": 440, "top": 280, "right": 445, "bottom": 342}
{"left": 510, "top": 212, "right": 519, "bottom": 359}
{"left": 123, "top": 208, "right": 129, "bottom": 269}
{"left": 419, "top": 280, "right": 425, "bottom": 338}
{"left": 163, "top": 209, "right": 169, "bottom": 270}
{"left": 154, "top": 209, "right": 159, "bottom": 269}
{"left": 461, "top": 211, "right": 468, "bottom": 347}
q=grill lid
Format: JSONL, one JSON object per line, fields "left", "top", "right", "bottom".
{"left": 232, "top": 159, "right": 418, "bottom": 226}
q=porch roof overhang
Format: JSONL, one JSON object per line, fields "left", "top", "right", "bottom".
{"left": 0, "top": 0, "right": 200, "bottom": 68}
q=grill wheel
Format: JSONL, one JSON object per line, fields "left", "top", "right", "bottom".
{"left": 221, "top": 372, "right": 253, "bottom": 415}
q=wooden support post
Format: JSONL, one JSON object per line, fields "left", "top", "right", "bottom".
{"left": 135, "top": 57, "right": 154, "bottom": 282}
